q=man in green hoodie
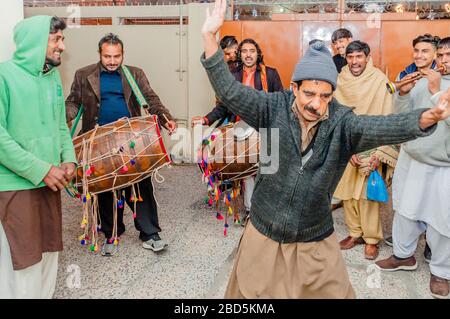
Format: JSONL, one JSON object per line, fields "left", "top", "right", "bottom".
{"left": 0, "top": 16, "right": 76, "bottom": 298}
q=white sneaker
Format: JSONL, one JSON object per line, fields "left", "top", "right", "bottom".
{"left": 101, "top": 241, "right": 118, "bottom": 257}
{"left": 142, "top": 234, "right": 168, "bottom": 252}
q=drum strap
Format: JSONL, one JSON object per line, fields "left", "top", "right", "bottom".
{"left": 121, "top": 65, "right": 149, "bottom": 113}
{"left": 70, "top": 105, "right": 84, "bottom": 138}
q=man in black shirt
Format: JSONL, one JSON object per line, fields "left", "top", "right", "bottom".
{"left": 331, "top": 28, "right": 353, "bottom": 73}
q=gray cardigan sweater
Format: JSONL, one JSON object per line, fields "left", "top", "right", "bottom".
{"left": 201, "top": 49, "right": 436, "bottom": 243}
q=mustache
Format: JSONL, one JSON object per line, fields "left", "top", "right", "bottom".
{"left": 304, "top": 105, "right": 321, "bottom": 116}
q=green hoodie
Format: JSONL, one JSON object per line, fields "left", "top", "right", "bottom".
{"left": 0, "top": 15, "right": 76, "bottom": 191}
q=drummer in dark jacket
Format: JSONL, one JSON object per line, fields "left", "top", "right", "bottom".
{"left": 66, "top": 33, "right": 177, "bottom": 256}
{"left": 192, "top": 38, "right": 284, "bottom": 222}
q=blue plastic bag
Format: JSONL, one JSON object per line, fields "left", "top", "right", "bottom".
{"left": 367, "top": 170, "right": 388, "bottom": 203}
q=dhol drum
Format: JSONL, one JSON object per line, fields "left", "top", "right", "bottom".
{"left": 72, "top": 115, "right": 171, "bottom": 194}
{"left": 200, "top": 120, "right": 260, "bottom": 182}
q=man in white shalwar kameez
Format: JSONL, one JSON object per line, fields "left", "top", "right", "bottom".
{"left": 376, "top": 37, "right": 450, "bottom": 299}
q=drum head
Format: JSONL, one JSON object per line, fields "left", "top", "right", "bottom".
{"left": 233, "top": 120, "right": 255, "bottom": 141}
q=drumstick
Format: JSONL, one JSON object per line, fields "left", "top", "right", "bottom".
{"left": 162, "top": 113, "right": 170, "bottom": 124}
{"left": 162, "top": 114, "right": 174, "bottom": 133}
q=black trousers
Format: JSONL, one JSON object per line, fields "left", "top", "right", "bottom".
{"left": 97, "top": 177, "right": 161, "bottom": 241}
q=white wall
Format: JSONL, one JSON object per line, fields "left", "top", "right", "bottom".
{"left": 0, "top": 0, "right": 24, "bottom": 62}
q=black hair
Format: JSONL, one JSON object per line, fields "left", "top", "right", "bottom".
{"left": 237, "top": 38, "right": 264, "bottom": 65}
{"left": 438, "top": 37, "right": 450, "bottom": 49}
{"left": 98, "top": 33, "right": 124, "bottom": 52}
{"left": 413, "top": 34, "right": 440, "bottom": 49}
{"left": 293, "top": 80, "right": 302, "bottom": 88}
{"left": 331, "top": 28, "right": 353, "bottom": 43}
{"left": 346, "top": 40, "right": 370, "bottom": 56}
{"left": 49, "top": 16, "right": 66, "bottom": 34}
{"left": 220, "top": 35, "right": 238, "bottom": 50}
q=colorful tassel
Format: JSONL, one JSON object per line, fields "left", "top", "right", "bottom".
{"left": 216, "top": 212, "right": 224, "bottom": 220}
{"left": 130, "top": 159, "right": 136, "bottom": 166}
{"left": 132, "top": 212, "right": 137, "bottom": 219}
{"left": 120, "top": 166, "right": 129, "bottom": 174}
{"left": 129, "top": 141, "right": 136, "bottom": 148}
{"left": 223, "top": 223, "right": 229, "bottom": 236}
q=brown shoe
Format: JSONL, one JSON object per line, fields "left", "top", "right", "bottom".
{"left": 339, "top": 236, "right": 365, "bottom": 250}
{"left": 430, "top": 273, "right": 450, "bottom": 299}
{"left": 375, "top": 255, "right": 417, "bottom": 272}
{"left": 364, "top": 244, "right": 379, "bottom": 260}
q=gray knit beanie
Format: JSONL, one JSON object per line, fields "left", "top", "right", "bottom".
{"left": 291, "top": 41, "right": 338, "bottom": 90}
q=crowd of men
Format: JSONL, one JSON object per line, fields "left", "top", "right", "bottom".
{"left": 0, "top": 0, "right": 449, "bottom": 299}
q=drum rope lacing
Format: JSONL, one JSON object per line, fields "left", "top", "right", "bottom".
{"left": 72, "top": 115, "right": 171, "bottom": 252}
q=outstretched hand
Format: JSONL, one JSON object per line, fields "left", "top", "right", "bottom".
{"left": 201, "top": 0, "right": 227, "bottom": 59}
{"left": 430, "top": 88, "right": 450, "bottom": 119}
{"left": 419, "top": 87, "right": 450, "bottom": 130}
{"left": 201, "top": 0, "right": 227, "bottom": 37}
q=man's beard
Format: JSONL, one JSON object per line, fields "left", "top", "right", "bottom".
{"left": 244, "top": 60, "right": 256, "bottom": 68}
{"left": 103, "top": 64, "right": 121, "bottom": 72}
{"left": 46, "top": 57, "right": 61, "bottom": 67}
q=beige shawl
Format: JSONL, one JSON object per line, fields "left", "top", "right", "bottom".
{"left": 334, "top": 59, "right": 398, "bottom": 200}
